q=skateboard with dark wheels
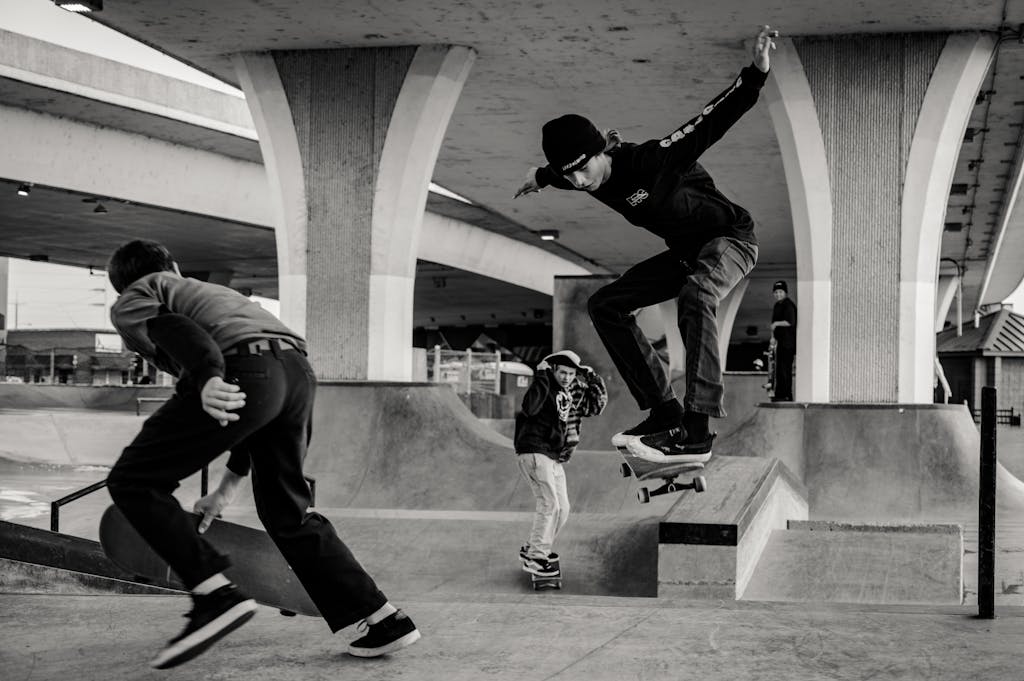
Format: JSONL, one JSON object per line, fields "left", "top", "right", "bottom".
{"left": 617, "top": 445, "right": 708, "bottom": 504}
{"left": 530, "top": 563, "right": 562, "bottom": 591}
{"left": 99, "top": 504, "right": 319, "bottom": 617}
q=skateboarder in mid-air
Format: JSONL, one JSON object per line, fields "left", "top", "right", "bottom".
{"left": 104, "top": 240, "right": 419, "bottom": 669}
{"left": 514, "top": 351, "right": 607, "bottom": 578}
{"left": 515, "top": 25, "right": 778, "bottom": 464}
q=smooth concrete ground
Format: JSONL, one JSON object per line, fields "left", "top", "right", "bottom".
{"left": 2, "top": 592, "right": 1022, "bottom": 681}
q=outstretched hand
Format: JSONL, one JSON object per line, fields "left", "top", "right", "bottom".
{"left": 514, "top": 167, "right": 541, "bottom": 198}
{"left": 752, "top": 25, "right": 778, "bottom": 73}
{"left": 200, "top": 376, "right": 246, "bottom": 426}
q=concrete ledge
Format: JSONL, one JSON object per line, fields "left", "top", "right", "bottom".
{"left": 742, "top": 523, "right": 964, "bottom": 605}
{"left": 657, "top": 456, "right": 808, "bottom": 599}
{"left": 0, "top": 557, "right": 179, "bottom": 596}
{"left": 790, "top": 520, "right": 963, "bottom": 534}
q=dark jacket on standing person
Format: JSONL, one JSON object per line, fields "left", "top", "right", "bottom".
{"left": 514, "top": 368, "right": 607, "bottom": 462}
{"left": 772, "top": 297, "right": 797, "bottom": 350}
{"left": 535, "top": 65, "right": 768, "bottom": 266}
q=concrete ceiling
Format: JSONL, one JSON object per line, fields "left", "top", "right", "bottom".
{"left": 2, "top": 0, "right": 1023, "bottom": 345}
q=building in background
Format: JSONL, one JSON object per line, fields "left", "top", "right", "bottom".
{"left": 936, "top": 307, "right": 1024, "bottom": 422}
{"left": 3, "top": 328, "right": 138, "bottom": 385}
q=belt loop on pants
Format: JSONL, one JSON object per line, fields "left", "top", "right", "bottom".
{"left": 223, "top": 338, "right": 297, "bottom": 357}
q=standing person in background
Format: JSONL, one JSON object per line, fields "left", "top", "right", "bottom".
{"left": 769, "top": 280, "right": 796, "bottom": 402}
{"left": 514, "top": 350, "right": 607, "bottom": 578}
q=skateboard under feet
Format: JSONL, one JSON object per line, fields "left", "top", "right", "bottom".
{"left": 616, "top": 442, "right": 708, "bottom": 504}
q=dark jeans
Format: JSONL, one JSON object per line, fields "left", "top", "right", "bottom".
{"left": 106, "top": 343, "right": 386, "bottom": 632}
{"left": 588, "top": 237, "right": 758, "bottom": 417}
{"left": 773, "top": 344, "right": 795, "bottom": 401}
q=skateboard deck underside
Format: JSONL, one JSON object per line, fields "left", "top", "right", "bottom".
{"left": 617, "top": 445, "right": 706, "bottom": 481}
{"left": 99, "top": 505, "right": 319, "bottom": 617}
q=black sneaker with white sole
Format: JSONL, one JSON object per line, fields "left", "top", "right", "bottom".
{"left": 522, "top": 555, "right": 560, "bottom": 577}
{"left": 150, "top": 584, "right": 257, "bottom": 670}
{"left": 611, "top": 412, "right": 686, "bottom": 448}
{"left": 347, "top": 610, "right": 421, "bottom": 658}
{"left": 626, "top": 428, "right": 715, "bottom": 464}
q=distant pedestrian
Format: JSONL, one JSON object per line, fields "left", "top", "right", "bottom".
{"left": 769, "top": 279, "right": 796, "bottom": 401}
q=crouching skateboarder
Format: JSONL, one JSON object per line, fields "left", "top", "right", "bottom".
{"left": 515, "top": 26, "right": 778, "bottom": 465}
{"left": 104, "top": 240, "right": 420, "bottom": 669}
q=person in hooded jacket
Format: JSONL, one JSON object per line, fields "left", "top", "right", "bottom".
{"left": 514, "top": 350, "right": 607, "bottom": 577}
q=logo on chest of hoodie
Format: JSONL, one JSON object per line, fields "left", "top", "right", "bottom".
{"left": 626, "top": 188, "right": 649, "bottom": 207}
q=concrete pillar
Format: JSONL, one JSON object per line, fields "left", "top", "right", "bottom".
{"left": 235, "top": 45, "right": 475, "bottom": 380}
{"left": 766, "top": 33, "right": 995, "bottom": 403}
{"left": 0, "top": 258, "right": 7, "bottom": 377}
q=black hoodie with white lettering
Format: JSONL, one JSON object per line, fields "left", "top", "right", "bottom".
{"left": 536, "top": 64, "right": 768, "bottom": 266}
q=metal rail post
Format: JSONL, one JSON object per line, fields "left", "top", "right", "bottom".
{"left": 978, "top": 386, "right": 997, "bottom": 619}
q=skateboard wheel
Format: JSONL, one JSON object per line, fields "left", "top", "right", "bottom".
{"left": 637, "top": 487, "right": 651, "bottom": 504}
{"left": 620, "top": 462, "right": 632, "bottom": 478}
{"left": 693, "top": 476, "right": 707, "bottom": 493}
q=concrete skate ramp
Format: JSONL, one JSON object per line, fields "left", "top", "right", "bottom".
{"left": 0, "top": 409, "right": 142, "bottom": 466}
{"left": 312, "top": 509, "right": 660, "bottom": 597}
{"left": 0, "top": 384, "right": 172, "bottom": 411}
{"left": 298, "top": 382, "right": 654, "bottom": 513}
{"left": 719, "top": 402, "right": 1024, "bottom": 522}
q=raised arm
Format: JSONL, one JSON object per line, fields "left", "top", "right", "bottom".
{"left": 643, "top": 25, "right": 778, "bottom": 171}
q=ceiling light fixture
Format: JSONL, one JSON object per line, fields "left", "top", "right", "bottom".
{"left": 53, "top": 0, "right": 102, "bottom": 12}
{"left": 16, "top": 183, "right": 31, "bottom": 197}
{"left": 538, "top": 230, "right": 559, "bottom": 241}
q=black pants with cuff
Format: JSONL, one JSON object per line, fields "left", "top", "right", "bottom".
{"left": 106, "top": 341, "right": 386, "bottom": 632}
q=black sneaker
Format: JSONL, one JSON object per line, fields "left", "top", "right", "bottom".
{"left": 522, "top": 555, "right": 560, "bottom": 577}
{"left": 150, "top": 584, "right": 257, "bottom": 669}
{"left": 612, "top": 412, "right": 685, "bottom": 447}
{"left": 347, "top": 610, "right": 421, "bottom": 658}
{"left": 518, "top": 545, "right": 529, "bottom": 564}
{"left": 626, "top": 429, "right": 715, "bottom": 464}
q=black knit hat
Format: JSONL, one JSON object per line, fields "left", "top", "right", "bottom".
{"left": 542, "top": 114, "right": 605, "bottom": 175}
{"left": 772, "top": 280, "right": 788, "bottom": 293}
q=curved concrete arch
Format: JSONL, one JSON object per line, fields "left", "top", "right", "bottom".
{"left": 233, "top": 52, "right": 309, "bottom": 336}
{"left": 899, "top": 32, "right": 996, "bottom": 402}
{"left": 764, "top": 38, "right": 832, "bottom": 403}
{"left": 935, "top": 274, "right": 959, "bottom": 334}
{"left": 419, "top": 212, "right": 589, "bottom": 294}
{"left": 368, "top": 45, "right": 476, "bottom": 380}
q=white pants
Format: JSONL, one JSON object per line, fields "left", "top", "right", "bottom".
{"left": 517, "top": 453, "right": 570, "bottom": 558}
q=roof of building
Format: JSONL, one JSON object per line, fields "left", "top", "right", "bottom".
{"left": 937, "top": 308, "right": 1024, "bottom": 356}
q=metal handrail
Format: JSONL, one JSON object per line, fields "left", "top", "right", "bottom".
{"left": 50, "top": 479, "right": 108, "bottom": 532}
{"left": 50, "top": 466, "right": 212, "bottom": 533}
{"left": 49, "top": 468, "right": 316, "bottom": 532}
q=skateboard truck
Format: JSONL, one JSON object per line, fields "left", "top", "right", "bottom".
{"left": 618, "top": 461, "right": 707, "bottom": 504}
{"left": 636, "top": 473, "right": 706, "bottom": 503}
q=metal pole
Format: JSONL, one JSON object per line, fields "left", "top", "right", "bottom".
{"left": 494, "top": 350, "right": 501, "bottom": 395}
{"left": 433, "top": 345, "right": 441, "bottom": 383}
{"left": 978, "top": 385, "right": 997, "bottom": 619}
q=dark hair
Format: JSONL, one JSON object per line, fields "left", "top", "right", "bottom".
{"left": 107, "top": 239, "right": 176, "bottom": 293}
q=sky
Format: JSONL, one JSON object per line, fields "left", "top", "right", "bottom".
{"left": 1, "top": 0, "right": 1021, "bottom": 329}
